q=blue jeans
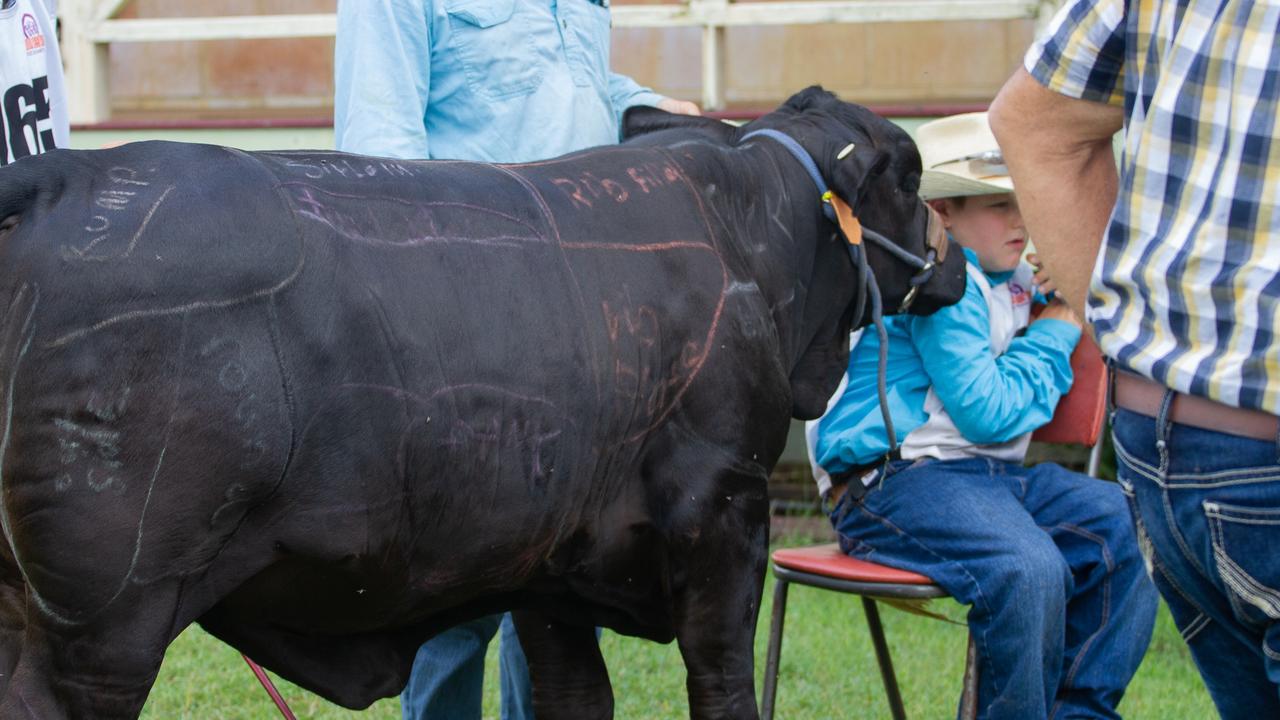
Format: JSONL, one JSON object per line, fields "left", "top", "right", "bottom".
{"left": 1112, "top": 406, "right": 1280, "bottom": 719}
{"left": 830, "top": 457, "right": 1157, "bottom": 720}
{"left": 401, "top": 613, "right": 533, "bottom": 720}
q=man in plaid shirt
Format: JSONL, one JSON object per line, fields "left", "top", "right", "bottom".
{"left": 991, "top": 1, "right": 1280, "bottom": 716}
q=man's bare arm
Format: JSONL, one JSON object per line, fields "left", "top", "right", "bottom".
{"left": 989, "top": 68, "right": 1124, "bottom": 314}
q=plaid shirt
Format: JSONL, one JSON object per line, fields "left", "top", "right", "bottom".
{"left": 1026, "top": 0, "right": 1280, "bottom": 413}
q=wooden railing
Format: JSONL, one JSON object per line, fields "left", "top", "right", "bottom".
{"left": 58, "top": 0, "right": 1062, "bottom": 124}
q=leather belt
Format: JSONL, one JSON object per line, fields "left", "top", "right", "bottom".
{"left": 1113, "top": 371, "right": 1280, "bottom": 442}
{"left": 829, "top": 479, "right": 852, "bottom": 506}
{"left": 827, "top": 449, "right": 900, "bottom": 506}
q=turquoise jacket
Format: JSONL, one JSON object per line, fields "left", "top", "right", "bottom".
{"left": 814, "top": 249, "right": 1081, "bottom": 473}
{"left": 334, "top": 0, "right": 665, "bottom": 162}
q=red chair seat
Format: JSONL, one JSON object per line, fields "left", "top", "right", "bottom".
{"left": 771, "top": 544, "right": 937, "bottom": 585}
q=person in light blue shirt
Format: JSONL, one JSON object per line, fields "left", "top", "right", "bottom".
{"left": 334, "top": 0, "right": 696, "bottom": 162}
{"left": 334, "top": 2, "right": 697, "bottom": 719}
{"left": 809, "top": 113, "right": 1156, "bottom": 720}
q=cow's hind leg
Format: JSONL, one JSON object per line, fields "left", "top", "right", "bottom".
{"left": 0, "top": 539, "right": 26, "bottom": 698}
{"left": 512, "top": 609, "right": 613, "bottom": 719}
{"left": 0, "top": 585, "right": 177, "bottom": 719}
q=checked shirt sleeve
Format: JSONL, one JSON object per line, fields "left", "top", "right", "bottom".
{"left": 1025, "top": 0, "right": 1127, "bottom": 106}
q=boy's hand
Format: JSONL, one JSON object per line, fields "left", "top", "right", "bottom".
{"left": 1036, "top": 298, "right": 1083, "bottom": 330}
{"left": 1027, "top": 252, "right": 1058, "bottom": 297}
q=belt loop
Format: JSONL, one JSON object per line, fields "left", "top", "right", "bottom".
{"left": 1106, "top": 359, "right": 1118, "bottom": 424}
{"left": 1155, "top": 387, "right": 1175, "bottom": 472}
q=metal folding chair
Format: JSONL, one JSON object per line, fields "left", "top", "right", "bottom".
{"left": 761, "top": 321, "right": 1108, "bottom": 720}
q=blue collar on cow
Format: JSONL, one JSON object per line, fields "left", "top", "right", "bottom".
{"left": 740, "top": 129, "right": 841, "bottom": 224}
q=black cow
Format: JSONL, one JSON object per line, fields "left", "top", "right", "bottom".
{"left": 0, "top": 87, "right": 964, "bottom": 718}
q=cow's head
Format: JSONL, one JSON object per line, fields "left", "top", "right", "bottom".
{"left": 623, "top": 87, "right": 966, "bottom": 418}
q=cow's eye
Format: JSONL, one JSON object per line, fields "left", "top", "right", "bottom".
{"left": 902, "top": 173, "right": 920, "bottom": 195}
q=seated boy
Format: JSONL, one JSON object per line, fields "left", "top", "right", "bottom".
{"left": 809, "top": 113, "right": 1157, "bottom": 720}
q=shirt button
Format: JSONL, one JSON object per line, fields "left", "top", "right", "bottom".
{"left": 562, "top": 19, "right": 568, "bottom": 28}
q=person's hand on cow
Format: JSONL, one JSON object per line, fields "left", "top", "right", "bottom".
{"left": 658, "top": 97, "right": 702, "bottom": 116}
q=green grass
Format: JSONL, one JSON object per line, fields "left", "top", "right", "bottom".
{"left": 140, "top": 553, "right": 1215, "bottom": 719}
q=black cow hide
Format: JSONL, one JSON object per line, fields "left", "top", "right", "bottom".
{"left": 0, "top": 87, "right": 964, "bottom": 719}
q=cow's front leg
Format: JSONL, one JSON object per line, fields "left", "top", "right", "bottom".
{"left": 512, "top": 609, "right": 613, "bottom": 720}
{"left": 672, "top": 472, "right": 769, "bottom": 720}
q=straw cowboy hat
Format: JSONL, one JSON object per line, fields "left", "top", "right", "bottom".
{"left": 916, "top": 112, "right": 1014, "bottom": 200}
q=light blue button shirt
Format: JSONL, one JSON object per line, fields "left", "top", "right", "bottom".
{"left": 334, "top": 0, "right": 666, "bottom": 162}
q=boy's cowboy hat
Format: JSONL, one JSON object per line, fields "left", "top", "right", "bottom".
{"left": 916, "top": 112, "right": 1014, "bottom": 200}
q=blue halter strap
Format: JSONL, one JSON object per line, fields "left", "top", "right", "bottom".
{"left": 741, "top": 129, "right": 838, "bottom": 224}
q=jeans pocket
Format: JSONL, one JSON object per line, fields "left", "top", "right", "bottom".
{"left": 1204, "top": 500, "right": 1280, "bottom": 625}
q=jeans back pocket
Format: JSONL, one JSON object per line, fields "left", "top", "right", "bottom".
{"left": 1204, "top": 500, "right": 1280, "bottom": 627}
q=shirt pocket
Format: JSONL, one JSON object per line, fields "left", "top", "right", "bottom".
{"left": 557, "top": 0, "right": 611, "bottom": 88}
{"left": 444, "top": 0, "right": 545, "bottom": 100}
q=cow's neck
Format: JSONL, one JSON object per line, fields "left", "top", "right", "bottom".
{"left": 688, "top": 140, "right": 855, "bottom": 375}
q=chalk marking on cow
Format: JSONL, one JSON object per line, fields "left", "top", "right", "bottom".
{"left": 620, "top": 150, "right": 731, "bottom": 440}
{"left": 51, "top": 418, "right": 125, "bottom": 494}
{"left": 0, "top": 284, "right": 78, "bottom": 626}
{"left": 102, "top": 316, "right": 190, "bottom": 614}
{"left": 200, "top": 337, "right": 268, "bottom": 468}
{"left": 65, "top": 185, "right": 176, "bottom": 263}
{"left": 95, "top": 189, "right": 136, "bottom": 211}
{"left": 550, "top": 178, "right": 592, "bottom": 209}
{"left": 489, "top": 164, "right": 604, "bottom": 404}
{"left": 283, "top": 182, "right": 551, "bottom": 248}
{"left": 108, "top": 166, "right": 151, "bottom": 187}
{"left": 44, "top": 245, "right": 306, "bottom": 350}
{"left": 339, "top": 382, "right": 567, "bottom": 415}
{"left": 562, "top": 237, "right": 727, "bottom": 440}
{"left": 269, "top": 151, "right": 435, "bottom": 182}
{"left": 758, "top": 149, "right": 797, "bottom": 247}
{"left": 550, "top": 163, "right": 679, "bottom": 210}
{"left": 333, "top": 382, "right": 570, "bottom": 491}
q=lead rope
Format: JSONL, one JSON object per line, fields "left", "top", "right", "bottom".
{"left": 243, "top": 655, "right": 298, "bottom": 720}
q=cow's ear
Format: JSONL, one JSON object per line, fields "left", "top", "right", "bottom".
{"left": 782, "top": 85, "right": 839, "bottom": 113}
{"left": 622, "top": 106, "right": 737, "bottom": 143}
{"left": 831, "top": 143, "right": 892, "bottom": 204}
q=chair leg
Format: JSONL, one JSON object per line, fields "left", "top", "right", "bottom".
{"left": 958, "top": 631, "right": 979, "bottom": 720}
{"left": 760, "top": 578, "right": 789, "bottom": 720}
{"left": 862, "top": 597, "right": 907, "bottom": 720}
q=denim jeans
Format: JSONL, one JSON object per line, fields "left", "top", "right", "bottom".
{"left": 1112, "top": 406, "right": 1280, "bottom": 719}
{"left": 400, "top": 613, "right": 533, "bottom": 720}
{"left": 830, "top": 457, "right": 1157, "bottom": 720}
